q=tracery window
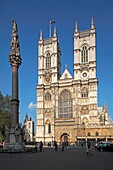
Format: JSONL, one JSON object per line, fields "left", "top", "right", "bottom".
{"left": 46, "top": 52, "right": 51, "bottom": 69}
{"left": 81, "top": 45, "right": 88, "bottom": 63}
{"left": 81, "top": 87, "right": 88, "bottom": 98}
{"left": 45, "top": 92, "right": 51, "bottom": 101}
{"left": 59, "top": 90, "right": 73, "bottom": 118}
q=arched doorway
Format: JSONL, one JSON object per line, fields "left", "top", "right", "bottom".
{"left": 60, "top": 133, "right": 69, "bottom": 143}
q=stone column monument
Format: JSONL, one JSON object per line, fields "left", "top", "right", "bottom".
{"left": 9, "top": 20, "right": 22, "bottom": 125}
{"left": 4, "top": 20, "right": 24, "bottom": 151}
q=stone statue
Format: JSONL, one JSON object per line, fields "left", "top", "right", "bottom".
{"left": 9, "top": 20, "right": 21, "bottom": 67}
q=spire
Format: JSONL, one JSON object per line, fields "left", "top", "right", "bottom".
{"left": 103, "top": 104, "right": 108, "bottom": 113}
{"left": 53, "top": 26, "right": 57, "bottom": 37}
{"left": 65, "top": 64, "right": 68, "bottom": 69}
{"left": 90, "top": 17, "right": 95, "bottom": 29}
{"left": 75, "top": 21, "right": 79, "bottom": 33}
{"left": 25, "top": 113, "right": 28, "bottom": 120}
{"left": 39, "top": 29, "right": 43, "bottom": 40}
{"left": 24, "top": 113, "right": 28, "bottom": 122}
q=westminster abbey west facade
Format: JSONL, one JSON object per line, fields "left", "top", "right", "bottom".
{"left": 36, "top": 18, "right": 113, "bottom": 144}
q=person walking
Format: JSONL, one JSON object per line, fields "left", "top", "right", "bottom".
{"left": 61, "top": 142, "right": 65, "bottom": 151}
{"left": 35, "top": 143, "right": 37, "bottom": 152}
{"left": 86, "top": 141, "right": 91, "bottom": 156}
{"left": 81, "top": 142, "right": 83, "bottom": 148}
{"left": 39, "top": 141, "right": 43, "bottom": 152}
{"left": 54, "top": 141, "right": 58, "bottom": 151}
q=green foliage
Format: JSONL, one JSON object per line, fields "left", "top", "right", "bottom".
{"left": 0, "top": 92, "right": 11, "bottom": 142}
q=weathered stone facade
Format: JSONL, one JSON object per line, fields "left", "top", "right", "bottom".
{"left": 36, "top": 19, "right": 113, "bottom": 144}
{"left": 23, "top": 115, "right": 34, "bottom": 142}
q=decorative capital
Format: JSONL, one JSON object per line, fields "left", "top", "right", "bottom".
{"left": 9, "top": 20, "right": 22, "bottom": 67}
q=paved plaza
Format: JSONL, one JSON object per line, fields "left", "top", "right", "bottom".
{"left": 0, "top": 147, "right": 113, "bottom": 170}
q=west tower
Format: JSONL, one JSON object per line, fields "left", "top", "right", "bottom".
{"left": 73, "top": 18, "right": 98, "bottom": 125}
{"left": 36, "top": 26, "right": 61, "bottom": 142}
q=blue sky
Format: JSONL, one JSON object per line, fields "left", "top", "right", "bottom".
{"left": 0, "top": 0, "right": 113, "bottom": 132}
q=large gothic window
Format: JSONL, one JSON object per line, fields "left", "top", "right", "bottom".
{"left": 45, "top": 92, "right": 51, "bottom": 101}
{"left": 59, "top": 90, "right": 73, "bottom": 118}
{"left": 81, "top": 87, "right": 88, "bottom": 98}
{"left": 46, "top": 52, "right": 51, "bottom": 69}
{"left": 81, "top": 46, "right": 88, "bottom": 63}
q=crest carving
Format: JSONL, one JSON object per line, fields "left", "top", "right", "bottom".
{"left": 45, "top": 109, "right": 52, "bottom": 117}
{"left": 44, "top": 72, "right": 52, "bottom": 84}
{"left": 81, "top": 105, "right": 89, "bottom": 115}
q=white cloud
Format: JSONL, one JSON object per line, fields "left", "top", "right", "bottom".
{"left": 28, "top": 102, "right": 36, "bottom": 109}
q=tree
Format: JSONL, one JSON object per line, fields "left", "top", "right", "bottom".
{"left": 0, "top": 92, "right": 11, "bottom": 142}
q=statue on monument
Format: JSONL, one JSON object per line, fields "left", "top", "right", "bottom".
{"left": 9, "top": 20, "right": 21, "bottom": 67}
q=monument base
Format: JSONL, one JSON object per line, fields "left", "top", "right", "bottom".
{"left": 3, "top": 124, "right": 25, "bottom": 152}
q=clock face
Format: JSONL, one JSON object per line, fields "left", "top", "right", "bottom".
{"left": 81, "top": 71, "right": 88, "bottom": 79}
{"left": 83, "top": 72, "right": 87, "bottom": 77}
{"left": 45, "top": 72, "right": 52, "bottom": 84}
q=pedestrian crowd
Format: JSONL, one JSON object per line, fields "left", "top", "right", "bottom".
{"left": 35, "top": 141, "right": 43, "bottom": 152}
{"left": 34, "top": 140, "right": 92, "bottom": 156}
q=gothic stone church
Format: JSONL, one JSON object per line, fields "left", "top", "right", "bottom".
{"left": 36, "top": 19, "right": 113, "bottom": 144}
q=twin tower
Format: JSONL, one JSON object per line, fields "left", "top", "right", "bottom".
{"left": 38, "top": 18, "right": 96, "bottom": 84}
{"left": 36, "top": 18, "right": 100, "bottom": 144}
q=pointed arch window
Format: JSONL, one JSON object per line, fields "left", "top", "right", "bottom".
{"left": 59, "top": 90, "right": 73, "bottom": 118}
{"left": 81, "top": 87, "right": 88, "bottom": 98}
{"left": 48, "top": 123, "right": 51, "bottom": 133}
{"left": 45, "top": 120, "right": 51, "bottom": 134}
{"left": 99, "top": 116, "right": 102, "bottom": 122}
{"left": 87, "top": 132, "right": 91, "bottom": 136}
{"left": 95, "top": 132, "right": 99, "bottom": 136}
{"left": 46, "top": 52, "right": 51, "bottom": 69}
{"left": 81, "top": 46, "right": 88, "bottom": 63}
{"left": 45, "top": 92, "right": 51, "bottom": 101}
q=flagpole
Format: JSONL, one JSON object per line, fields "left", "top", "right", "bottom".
{"left": 49, "top": 21, "right": 55, "bottom": 38}
{"left": 50, "top": 21, "right": 51, "bottom": 38}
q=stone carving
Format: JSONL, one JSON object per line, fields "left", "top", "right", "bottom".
{"left": 45, "top": 109, "right": 52, "bottom": 117}
{"left": 9, "top": 20, "right": 22, "bottom": 67}
{"left": 81, "top": 105, "right": 89, "bottom": 115}
{"left": 44, "top": 72, "right": 52, "bottom": 84}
